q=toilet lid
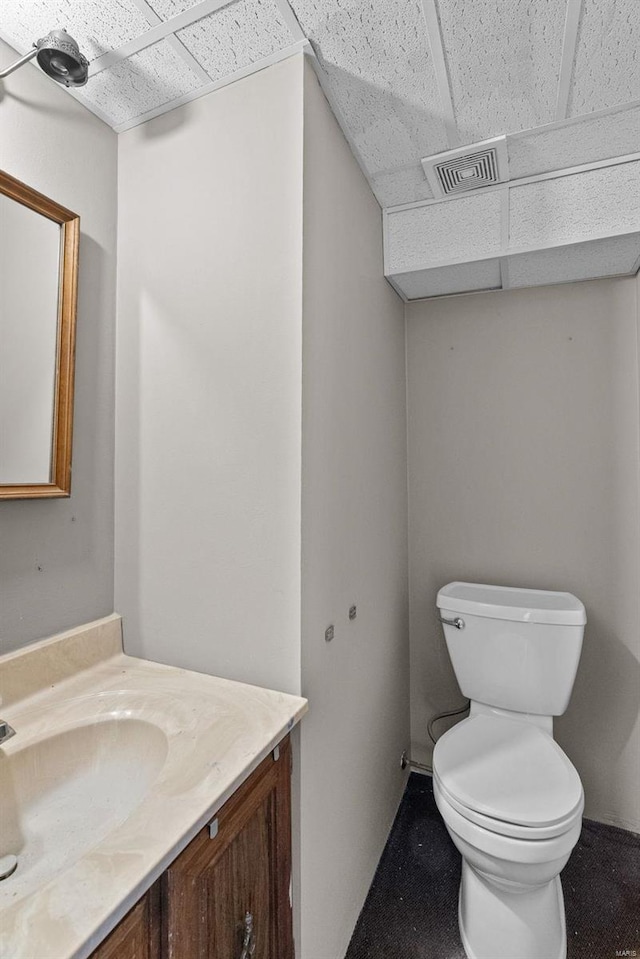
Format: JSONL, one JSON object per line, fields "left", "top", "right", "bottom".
{"left": 433, "top": 715, "right": 583, "bottom": 828}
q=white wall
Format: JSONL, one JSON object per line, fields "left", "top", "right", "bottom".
{"left": 406, "top": 276, "right": 640, "bottom": 833}
{"left": 0, "top": 39, "right": 117, "bottom": 652}
{"left": 299, "top": 61, "right": 409, "bottom": 958}
{"left": 116, "top": 54, "right": 410, "bottom": 958}
{"left": 115, "top": 55, "right": 304, "bottom": 696}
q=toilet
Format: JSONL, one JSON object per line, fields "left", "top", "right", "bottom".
{"left": 432, "top": 582, "right": 586, "bottom": 959}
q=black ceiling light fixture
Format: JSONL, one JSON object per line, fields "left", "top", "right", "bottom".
{"left": 0, "top": 29, "right": 89, "bottom": 87}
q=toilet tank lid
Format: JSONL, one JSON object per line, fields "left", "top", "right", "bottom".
{"left": 437, "top": 582, "right": 586, "bottom": 626}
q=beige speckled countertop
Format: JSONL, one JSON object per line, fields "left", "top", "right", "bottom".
{"left": 0, "top": 615, "right": 307, "bottom": 959}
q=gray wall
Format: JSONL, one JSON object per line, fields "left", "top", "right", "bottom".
{"left": 300, "top": 60, "right": 410, "bottom": 958}
{"left": 406, "top": 276, "right": 640, "bottom": 833}
{"left": 0, "top": 40, "right": 117, "bottom": 653}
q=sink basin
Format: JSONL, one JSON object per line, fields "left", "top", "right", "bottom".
{"left": 0, "top": 718, "right": 168, "bottom": 906}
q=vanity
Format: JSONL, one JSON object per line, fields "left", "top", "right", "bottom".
{"left": 0, "top": 616, "right": 307, "bottom": 959}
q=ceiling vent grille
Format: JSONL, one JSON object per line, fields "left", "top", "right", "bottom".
{"left": 422, "top": 136, "right": 509, "bottom": 198}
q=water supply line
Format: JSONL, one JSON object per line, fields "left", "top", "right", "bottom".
{"left": 404, "top": 699, "right": 471, "bottom": 775}
{"left": 427, "top": 700, "right": 470, "bottom": 745}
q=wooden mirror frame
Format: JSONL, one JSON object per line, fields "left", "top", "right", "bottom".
{"left": 0, "top": 170, "right": 80, "bottom": 499}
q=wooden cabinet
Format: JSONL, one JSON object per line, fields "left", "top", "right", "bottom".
{"left": 89, "top": 737, "right": 293, "bottom": 959}
{"left": 163, "top": 737, "right": 293, "bottom": 959}
{"left": 90, "top": 882, "right": 161, "bottom": 959}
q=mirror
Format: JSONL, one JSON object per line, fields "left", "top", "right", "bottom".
{"left": 0, "top": 170, "right": 79, "bottom": 499}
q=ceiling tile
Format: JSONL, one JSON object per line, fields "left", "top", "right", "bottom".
{"left": 176, "top": 0, "right": 293, "bottom": 82}
{"left": 569, "top": 0, "right": 640, "bottom": 116}
{"left": 372, "top": 167, "right": 434, "bottom": 208}
{"left": 77, "top": 39, "right": 203, "bottom": 126}
{"left": 507, "top": 234, "right": 640, "bottom": 288}
{"left": 386, "top": 191, "right": 503, "bottom": 273}
{"left": 0, "top": 0, "right": 152, "bottom": 61}
{"left": 436, "top": 0, "right": 565, "bottom": 143}
{"left": 146, "top": 0, "right": 203, "bottom": 17}
{"left": 509, "top": 160, "right": 640, "bottom": 250}
{"left": 391, "top": 258, "right": 501, "bottom": 300}
{"left": 507, "top": 106, "right": 640, "bottom": 179}
{"left": 289, "top": 0, "right": 448, "bottom": 175}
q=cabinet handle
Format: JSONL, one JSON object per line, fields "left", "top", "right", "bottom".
{"left": 239, "top": 911, "right": 256, "bottom": 959}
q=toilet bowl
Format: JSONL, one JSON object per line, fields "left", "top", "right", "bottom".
{"left": 433, "top": 582, "right": 587, "bottom": 959}
{"left": 433, "top": 715, "right": 583, "bottom": 959}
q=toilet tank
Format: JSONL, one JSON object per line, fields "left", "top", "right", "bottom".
{"left": 436, "top": 582, "right": 586, "bottom": 716}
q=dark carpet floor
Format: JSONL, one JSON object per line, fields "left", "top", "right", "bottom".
{"left": 345, "top": 773, "right": 640, "bottom": 959}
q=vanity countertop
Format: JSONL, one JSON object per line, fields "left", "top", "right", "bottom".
{"left": 0, "top": 614, "right": 307, "bottom": 959}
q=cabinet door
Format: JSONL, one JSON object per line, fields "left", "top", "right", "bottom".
{"left": 163, "top": 737, "right": 293, "bottom": 959}
{"left": 91, "top": 881, "right": 161, "bottom": 959}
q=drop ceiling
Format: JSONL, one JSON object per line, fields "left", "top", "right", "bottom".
{"left": 1, "top": 0, "right": 639, "bottom": 298}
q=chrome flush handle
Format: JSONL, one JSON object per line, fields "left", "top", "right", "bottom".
{"left": 0, "top": 721, "right": 16, "bottom": 745}
{"left": 239, "top": 912, "right": 256, "bottom": 959}
{"left": 439, "top": 616, "right": 465, "bottom": 630}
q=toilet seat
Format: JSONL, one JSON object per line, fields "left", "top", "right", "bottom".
{"left": 433, "top": 771, "right": 583, "bottom": 840}
{"left": 433, "top": 714, "right": 583, "bottom": 834}
{"left": 433, "top": 778, "right": 583, "bottom": 867}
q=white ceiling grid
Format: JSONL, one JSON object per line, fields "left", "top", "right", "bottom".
{"left": 0, "top": 0, "right": 639, "bottom": 298}
{"left": 1, "top": 0, "right": 638, "bottom": 188}
{"left": 0, "top": 0, "right": 307, "bottom": 131}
